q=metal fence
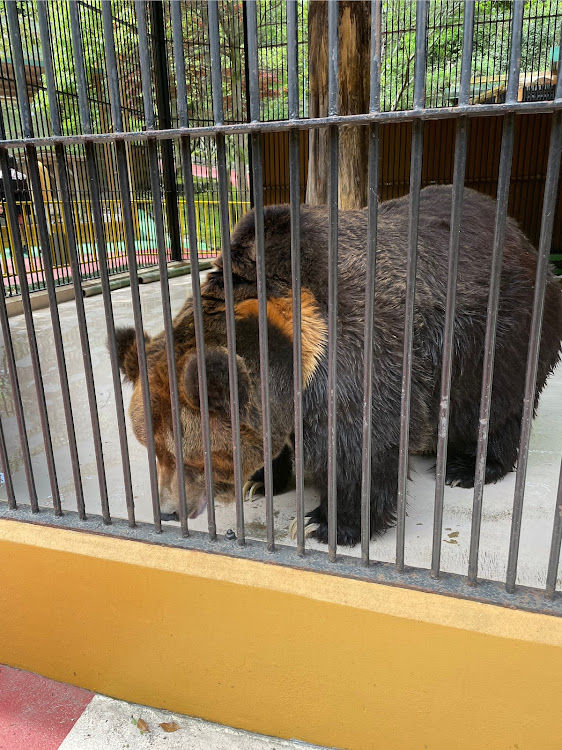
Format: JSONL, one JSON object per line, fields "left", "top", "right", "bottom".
{"left": 0, "top": 0, "right": 309, "bottom": 296}
{"left": 0, "top": 0, "right": 562, "bottom": 617}
{"left": 2, "top": 1, "right": 561, "bottom": 296}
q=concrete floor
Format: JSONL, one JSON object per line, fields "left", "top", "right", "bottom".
{"left": 1, "top": 273, "right": 561, "bottom": 590}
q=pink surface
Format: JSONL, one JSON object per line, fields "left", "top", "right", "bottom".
{"left": 0, "top": 665, "right": 93, "bottom": 750}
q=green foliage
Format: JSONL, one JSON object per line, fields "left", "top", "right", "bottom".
{"left": 381, "top": 0, "right": 562, "bottom": 111}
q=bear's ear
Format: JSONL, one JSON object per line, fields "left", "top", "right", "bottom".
{"left": 114, "top": 327, "right": 150, "bottom": 383}
{"left": 185, "top": 348, "right": 250, "bottom": 415}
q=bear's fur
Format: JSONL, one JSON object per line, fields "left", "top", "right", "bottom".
{"left": 116, "top": 185, "right": 562, "bottom": 544}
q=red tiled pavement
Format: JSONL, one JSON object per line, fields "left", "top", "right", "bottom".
{"left": 0, "top": 665, "right": 93, "bottom": 750}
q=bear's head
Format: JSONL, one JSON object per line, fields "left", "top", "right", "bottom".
{"left": 115, "top": 326, "right": 265, "bottom": 519}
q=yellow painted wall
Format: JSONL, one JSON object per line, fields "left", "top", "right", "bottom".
{"left": 0, "top": 520, "right": 561, "bottom": 750}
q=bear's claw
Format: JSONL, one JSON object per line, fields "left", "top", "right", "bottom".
{"left": 288, "top": 517, "right": 320, "bottom": 541}
{"left": 242, "top": 480, "right": 264, "bottom": 502}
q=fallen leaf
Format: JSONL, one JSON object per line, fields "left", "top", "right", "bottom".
{"left": 159, "top": 721, "right": 180, "bottom": 733}
{"left": 136, "top": 718, "right": 150, "bottom": 733}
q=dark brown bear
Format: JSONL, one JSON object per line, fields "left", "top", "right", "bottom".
{"left": 116, "top": 185, "right": 562, "bottom": 545}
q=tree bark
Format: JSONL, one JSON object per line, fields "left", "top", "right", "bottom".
{"left": 306, "top": 0, "right": 371, "bottom": 209}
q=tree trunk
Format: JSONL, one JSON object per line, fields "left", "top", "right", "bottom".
{"left": 306, "top": 0, "right": 371, "bottom": 209}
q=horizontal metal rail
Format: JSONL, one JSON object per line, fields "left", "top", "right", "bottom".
{"left": 1, "top": 100, "right": 561, "bottom": 150}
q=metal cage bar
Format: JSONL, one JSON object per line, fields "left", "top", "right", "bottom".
{"left": 287, "top": 0, "right": 305, "bottom": 556}
{"left": 171, "top": 0, "right": 216, "bottom": 540}
{"left": 208, "top": 0, "right": 245, "bottom": 544}
{"left": 396, "top": 0, "right": 429, "bottom": 572}
{"left": 0, "top": 415, "right": 15, "bottom": 509}
{"left": 0, "top": 269, "right": 36, "bottom": 510}
{"left": 2, "top": 99, "right": 562, "bottom": 151}
{"left": 21, "top": 2, "right": 85, "bottom": 519}
{"left": 16, "top": 0, "right": 111, "bottom": 522}
{"left": 468, "top": 0, "right": 525, "bottom": 585}
{"left": 135, "top": 0, "right": 189, "bottom": 536}
{"left": 326, "top": 0, "right": 339, "bottom": 563}
{"left": 0, "top": 138, "right": 58, "bottom": 514}
{"left": 67, "top": 0, "right": 135, "bottom": 526}
{"left": 101, "top": 0, "right": 162, "bottom": 531}
{"left": 506, "top": 68, "right": 562, "bottom": 594}
{"left": 360, "top": 0, "right": 382, "bottom": 567}
{"left": 247, "top": 1, "right": 275, "bottom": 552}
{"left": 546, "top": 458, "right": 562, "bottom": 598}
{"left": 431, "top": 0, "right": 475, "bottom": 579}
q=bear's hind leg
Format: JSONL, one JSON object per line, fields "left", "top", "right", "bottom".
{"left": 446, "top": 411, "right": 520, "bottom": 488}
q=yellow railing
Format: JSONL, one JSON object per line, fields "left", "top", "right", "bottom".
{"left": 1, "top": 197, "right": 250, "bottom": 281}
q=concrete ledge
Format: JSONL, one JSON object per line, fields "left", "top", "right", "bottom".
{"left": 0, "top": 520, "right": 561, "bottom": 750}
{"left": 5, "top": 260, "right": 214, "bottom": 315}
{"left": 5, "top": 285, "right": 76, "bottom": 317}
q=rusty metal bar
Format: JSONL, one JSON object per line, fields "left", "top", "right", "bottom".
{"left": 68, "top": 0, "right": 136, "bottom": 525}
{"left": 327, "top": 0, "right": 339, "bottom": 562}
{"left": 545, "top": 458, "right": 562, "bottom": 599}
{"left": 287, "top": 0, "right": 305, "bottom": 555}
{"left": 468, "top": 0, "right": 524, "bottom": 585}
{"left": 246, "top": 1, "right": 275, "bottom": 551}
{"left": 136, "top": 0, "right": 189, "bottom": 536}
{"left": 506, "top": 75, "right": 562, "bottom": 593}
{"left": 27, "top": 1, "right": 85, "bottom": 518}
{"left": 361, "top": 0, "right": 382, "bottom": 566}
{"left": 208, "top": 0, "right": 245, "bottom": 543}
{"left": 396, "top": 0, "right": 428, "bottom": 572}
{"left": 4, "top": 105, "right": 562, "bottom": 152}
{"left": 0, "top": 415, "right": 15, "bottom": 509}
{"left": 430, "top": 0, "right": 474, "bottom": 578}
{"left": 171, "top": 0, "right": 216, "bottom": 539}
{"left": 101, "top": 0, "right": 161, "bottom": 531}
{"left": 0, "top": 141, "right": 58, "bottom": 515}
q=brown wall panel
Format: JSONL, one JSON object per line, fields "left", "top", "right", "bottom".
{"left": 262, "top": 113, "right": 561, "bottom": 253}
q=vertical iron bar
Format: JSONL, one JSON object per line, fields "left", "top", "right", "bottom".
{"left": 149, "top": 0, "right": 182, "bottom": 262}
{"left": 360, "top": 0, "right": 382, "bottom": 566}
{"left": 3, "top": 1, "right": 59, "bottom": 515}
{"left": 208, "top": 0, "right": 245, "bottom": 543}
{"left": 506, "top": 89, "right": 562, "bottom": 594}
{"left": 171, "top": 0, "right": 216, "bottom": 539}
{"left": 396, "top": 0, "right": 428, "bottom": 572}
{"left": 468, "top": 0, "right": 524, "bottom": 585}
{"left": 242, "top": 0, "right": 254, "bottom": 208}
{"left": 136, "top": 0, "right": 189, "bottom": 536}
{"left": 246, "top": 1, "right": 274, "bottom": 551}
{"left": 67, "top": 0, "right": 135, "bottom": 525}
{"left": 102, "top": 0, "right": 162, "bottom": 531}
{"left": 45, "top": 55, "right": 111, "bottom": 523}
{"left": 327, "top": 0, "right": 339, "bottom": 562}
{"left": 54, "top": 140, "right": 110, "bottom": 520}
{"left": 287, "top": 0, "right": 304, "bottom": 555}
{"left": 0, "top": 277, "right": 37, "bottom": 510}
{"left": 0, "top": 142, "right": 58, "bottom": 514}
{"left": 29, "top": 2, "right": 85, "bottom": 518}
{"left": 28, "top": 0, "right": 110, "bottom": 522}
{"left": 0, "top": 415, "right": 16, "bottom": 508}
{"left": 546, "top": 458, "right": 562, "bottom": 598}
{"left": 430, "top": 0, "right": 474, "bottom": 578}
